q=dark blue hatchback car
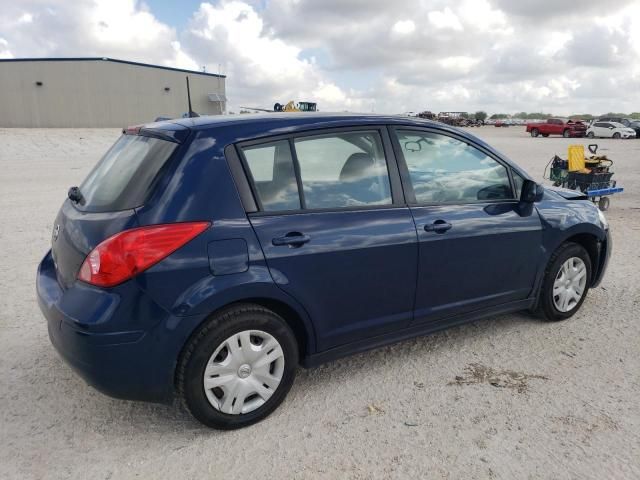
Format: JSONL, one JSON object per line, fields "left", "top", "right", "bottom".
{"left": 37, "top": 113, "right": 611, "bottom": 428}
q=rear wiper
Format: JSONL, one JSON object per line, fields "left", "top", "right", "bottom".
{"left": 68, "top": 186, "right": 84, "bottom": 204}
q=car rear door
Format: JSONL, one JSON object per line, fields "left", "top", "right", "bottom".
{"left": 237, "top": 127, "right": 418, "bottom": 351}
{"left": 390, "top": 127, "right": 543, "bottom": 324}
{"left": 595, "top": 122, "right": 610, "bottom": 137}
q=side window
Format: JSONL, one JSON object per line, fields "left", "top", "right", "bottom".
{"left": 293, "top": 131, "right": 392, "bottom": 209}
{"left": 241, "top": 140, "right": 300, "bottom": 212}
{"left": 395, "top": 130, "right": 513, "bottom": 204}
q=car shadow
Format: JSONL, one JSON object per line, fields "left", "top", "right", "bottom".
{"left": 30, "top": 310, "right": 541, "bottom": 435}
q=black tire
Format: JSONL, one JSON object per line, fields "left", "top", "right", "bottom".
{"left": 587, "top": 131, "right": 595, "bottom": 138}
{"left": 563, "top": 129, "right": 570, "bottom": 138}
{"left": 536, "top": 243, "right": 592, "bottom": 321}
{"left": 177, "top": 304, "right": 299, "bottom": 429}
{"left": 598, "top": 196, "right": 610, "bottom": 211}
{"left": 531, "top": 128, "right": 539, "bottom": 137}
{"left": 612, "top": 132, "right": 621, "bottom": 139}
{"left": 542, "top": 133, "right": 549, "bottom": 137}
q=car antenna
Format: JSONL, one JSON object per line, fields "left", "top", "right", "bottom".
{"left": 186, "top": 76, "right": 199, "bottom": 118}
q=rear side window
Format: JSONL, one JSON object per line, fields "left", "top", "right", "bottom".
{"left": 240, "top": 130, "right": 392, "bottom": 212}
{"left": 78, "top": 135, "right": 177, "bottom": 212}
{"left": 242, "top": 140, "right": 300, "bottom": 212}
{"left": 395, "top": 130, "right": 513, "bottom": 204}
{"left": 294, "top": 132, "right": 391, "bottom": 209}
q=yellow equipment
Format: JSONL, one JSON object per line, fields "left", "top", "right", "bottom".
{"left": 274, "top": 101, "right": 317, "bottom": 112}
{"left": 567, "top": 145, "right": 586, "bottom": 172}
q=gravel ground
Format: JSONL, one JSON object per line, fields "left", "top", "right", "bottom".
{"left": 0, "top": 126, "right": 638, "bottom": 480}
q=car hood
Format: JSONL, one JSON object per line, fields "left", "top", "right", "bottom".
{"left": 545, "top": 186, "right": 588, "bottom": 200}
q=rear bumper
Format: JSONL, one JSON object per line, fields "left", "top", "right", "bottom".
{"left": 37, "top": 250, "right": 205, "bottom": 403}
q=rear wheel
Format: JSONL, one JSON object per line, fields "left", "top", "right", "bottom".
{"left": 542, "top": 133, "right": 549, "bottom": 137}
{"left": 177, "top": 304, "right": 299, "bottom": 429}
{"left": 587, "top": 131, "right": 595, "bottom": 138}
{"left": 531, "top": 128, "right": 539, "bottom": 137}
{"left": 536, "top": 243, "right": 591, "bottom": 321}
{"left": 613, "top": 132, "right": 621, "bottom": 139}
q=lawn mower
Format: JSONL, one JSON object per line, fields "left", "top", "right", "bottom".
{"left": 544, "top": 144, "right": 623, "bottom": 211}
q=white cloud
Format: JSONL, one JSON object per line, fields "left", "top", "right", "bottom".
{"left": 428, "top": 8, "right": 463, "bottom": 31}
{"left": 391, "top": 20, "right": 416, "bottom": 35}
{"left": 0, "top": 0, "right": 639, "bottom": 115}
{"left": 0, "top": 38, "right": 13, "bottom": 58}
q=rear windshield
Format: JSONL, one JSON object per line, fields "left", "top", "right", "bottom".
{"left": 77, "top": 134, "right": 177, "bottom": 212}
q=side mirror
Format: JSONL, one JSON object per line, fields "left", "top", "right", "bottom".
{"left": 520, "top": 180, "right": 544, "bottom": 203}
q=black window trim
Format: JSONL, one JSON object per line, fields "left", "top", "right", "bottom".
{"left": 388, "top": 125, "right": 520, "bottom": 207}
{"left": 234, "top": 125, "right": 405, "bottom": 216}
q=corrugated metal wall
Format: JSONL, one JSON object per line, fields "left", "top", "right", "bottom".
{"left": 0, "top": 59, "right": 226, "bottom": 127}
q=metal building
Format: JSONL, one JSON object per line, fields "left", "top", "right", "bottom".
{"left": 0, "top": 57, "right": 227, "bottom": 127}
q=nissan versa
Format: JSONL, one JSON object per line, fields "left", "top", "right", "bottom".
{"left": 37, "top": 113, "right": 611, "bottom": 429}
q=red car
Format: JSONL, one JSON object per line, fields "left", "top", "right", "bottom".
{"left": 526, "top": 118, "right": 587, "bottom": 138}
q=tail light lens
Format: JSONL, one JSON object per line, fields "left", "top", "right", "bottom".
{"left": 78, "top": 222, "right": 210, "bottom": 287}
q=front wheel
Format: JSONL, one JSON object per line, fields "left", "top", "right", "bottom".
{"left": 563, "top": 129, "right": 571, "bottom": 138}
{"left": 536, "top": 243, "right": 591, "bottom": 321}
{"left": 177, "top": 304, "right": 299, "bottom": 429}
{"left": 613, "top": 132, "right": 621, "bottom": 139}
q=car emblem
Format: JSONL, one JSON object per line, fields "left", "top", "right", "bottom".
{"left": 52, "top": 224, "right": 60, "bottom": 242}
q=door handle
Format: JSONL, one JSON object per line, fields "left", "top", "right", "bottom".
{"left": 424, "top": 220, "right": 452, "bottom": 234}
{"left": 272, "top": 232, "right": 311, "bottom": 247}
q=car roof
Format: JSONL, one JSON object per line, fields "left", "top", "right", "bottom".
{"left": 142, "top": 112, "right": 529, "bottom": 177}
{"left": 163, "top": 112, "right": 440, "bottom": 130}
{"left": 148, "top": 111, "right": 491, "bottom": 146}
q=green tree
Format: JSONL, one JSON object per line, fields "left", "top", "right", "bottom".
{"left": 489, "top": 113, "right": 509, "bottom": 119}
{"left": 475, "top": 111, "right": 488, "bottom": 121}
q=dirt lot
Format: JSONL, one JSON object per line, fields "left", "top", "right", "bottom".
{"left": 1, "top": 126, "right": 638, "bottom": 479}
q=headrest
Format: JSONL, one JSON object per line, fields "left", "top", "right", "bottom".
{"left": 339, "top": 153, "right": 374, "bottom": 182}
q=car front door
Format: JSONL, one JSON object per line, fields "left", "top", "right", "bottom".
{"left": 239, "top": 128, "right": 418, "bottom": 351}
{"left": 391, "top": 128, "right": 543, "bottom": 324}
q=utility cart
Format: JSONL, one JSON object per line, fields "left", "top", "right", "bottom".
{"left": 545, "top": 144, "right": 623, "bottom": 211}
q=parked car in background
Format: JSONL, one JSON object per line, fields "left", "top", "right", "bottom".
{"left": 494, "top": 120, "right": 510, "bottom": 127}
{"left": 586, "top": 121, "right": 637, "bottom": 139}
{"left": 526, "top": 118, "right": 587, "bottom": 138}
{"left": 37, "top": 113, "right": 611, "bottom": 429}
{"left": 627, "top": 120, "right": 640, "bottom": 138}
{"left": 597, "top": 117, "right": 632, "bottom": 127}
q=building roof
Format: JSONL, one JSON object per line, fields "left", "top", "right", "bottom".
{"left": 0, "top": 57, "right": 226, "bottom": 78}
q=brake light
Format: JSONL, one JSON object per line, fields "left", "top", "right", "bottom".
{"left": 78, "top": 222, "right": 210, "bottom": 287}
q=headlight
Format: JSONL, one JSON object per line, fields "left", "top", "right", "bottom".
{"left": 598, "top": 208, "right": 608, "bottom": 230}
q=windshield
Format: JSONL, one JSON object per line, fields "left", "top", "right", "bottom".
{"left": 77, "top": 134, "right": 177, "bottom": 212}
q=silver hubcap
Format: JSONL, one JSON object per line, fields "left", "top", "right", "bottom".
{"left": 553, "top": 257, "right": 587, "bottom": 312}
{"left": 203, "top": 330, "right": 285, "bottom": 415}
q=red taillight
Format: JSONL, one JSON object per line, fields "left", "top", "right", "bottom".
{"left": 78, "top": 222, "right": 210, "bottom": 287}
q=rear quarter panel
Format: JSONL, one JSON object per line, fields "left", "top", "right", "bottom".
{"left": 133, "top": 129, "right": 317, "bottom": 354}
